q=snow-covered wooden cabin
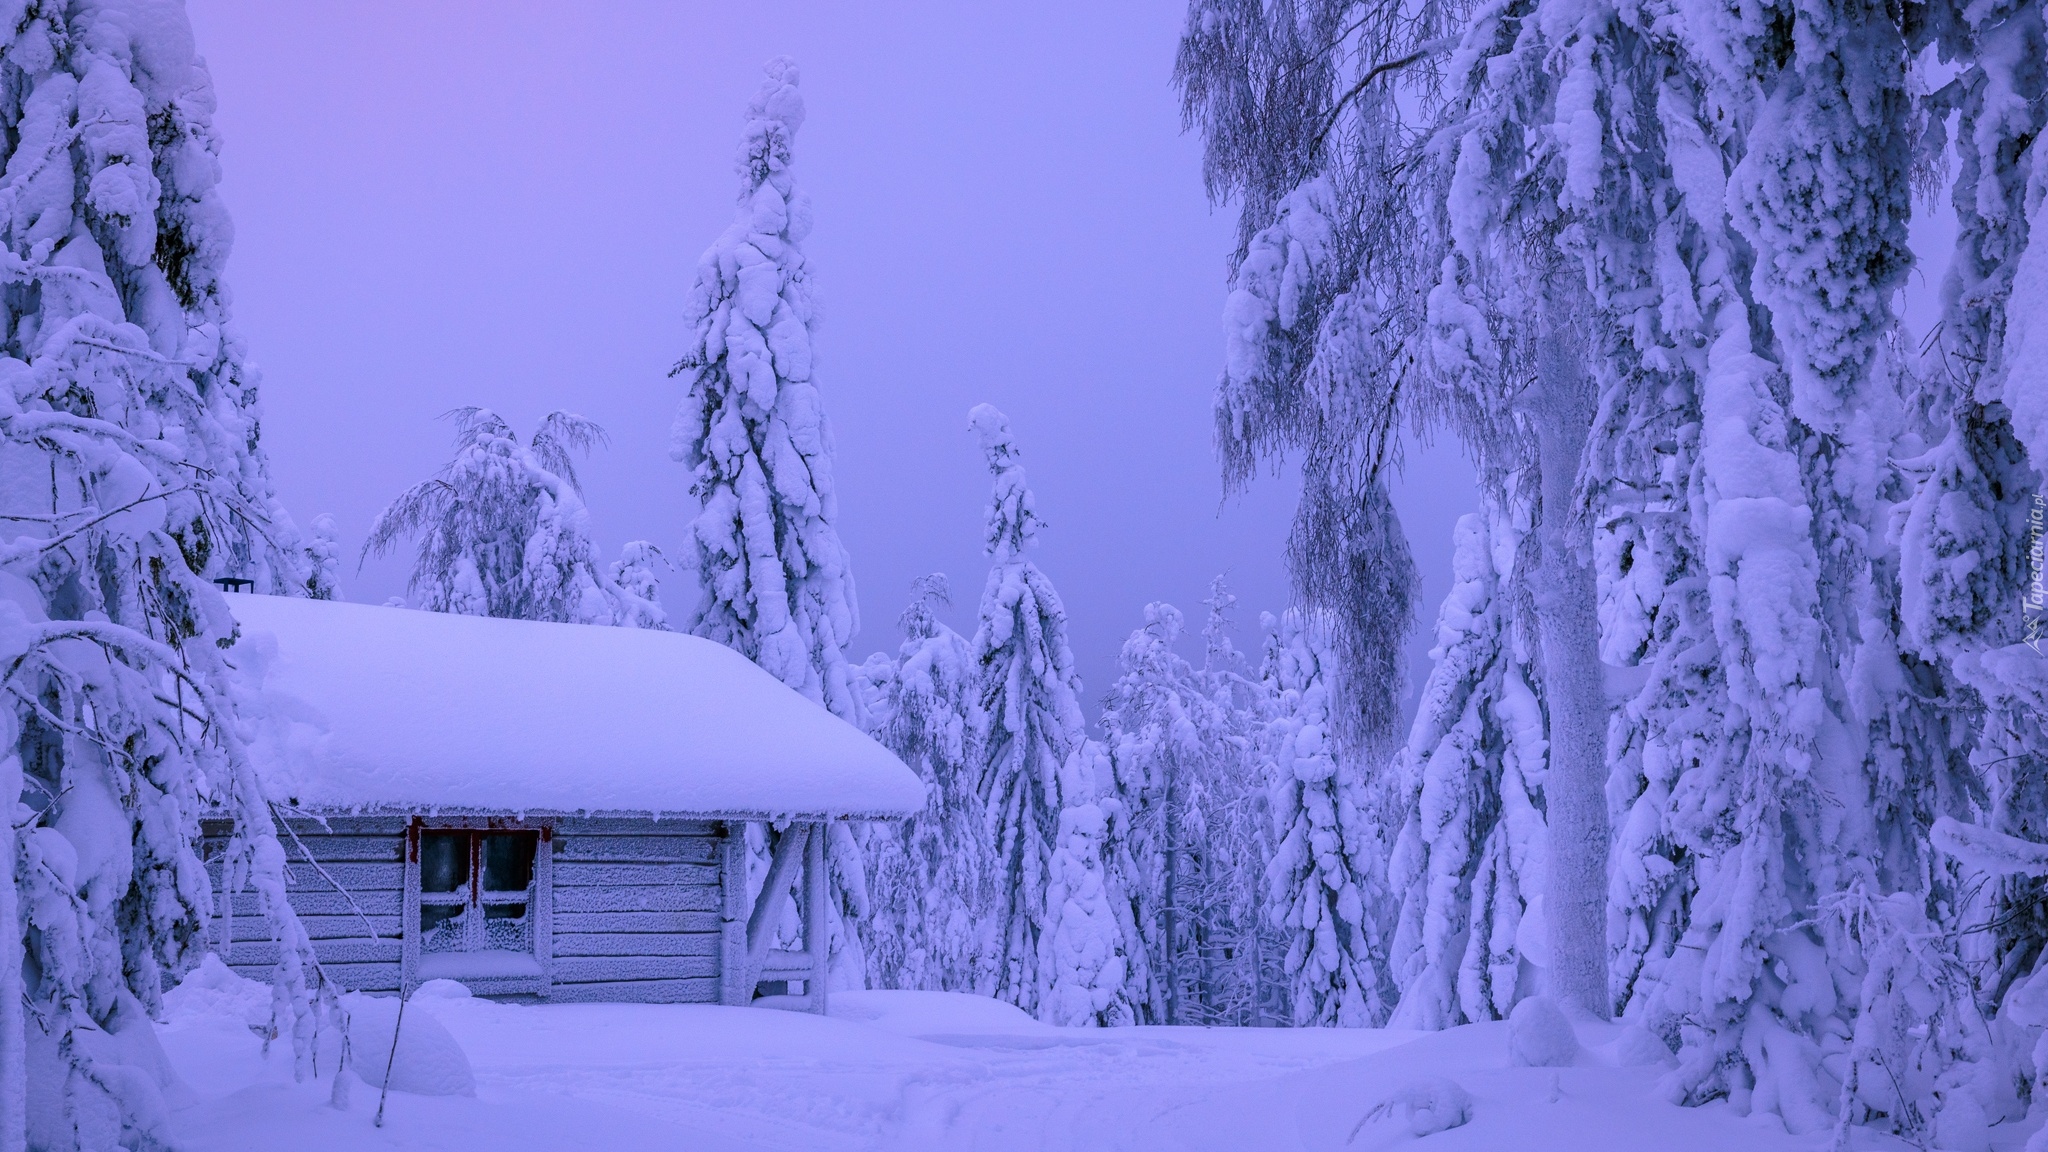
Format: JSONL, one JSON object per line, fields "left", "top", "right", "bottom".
{"left": 203, "top": 595, "right": 921, "bottom": 1011}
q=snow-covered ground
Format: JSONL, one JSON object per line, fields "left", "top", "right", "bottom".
{"left": 152, "top": 962, "right": 1973, "bottom": 1151}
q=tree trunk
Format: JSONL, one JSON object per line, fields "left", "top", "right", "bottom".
{"left": 1532, "top": 300, "right": 1612, "bottom": 1021}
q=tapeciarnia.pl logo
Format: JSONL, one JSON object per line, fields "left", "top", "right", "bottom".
{"left": 2028, "top": 493, "right": 2044, "bottom": 654}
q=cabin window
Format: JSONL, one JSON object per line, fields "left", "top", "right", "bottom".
{"left": 407, "top": 823, "right": 550, "bottom": 988}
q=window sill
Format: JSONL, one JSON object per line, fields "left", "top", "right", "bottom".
{"left": 417, "top": 950, "right": 544, "bottom": 980}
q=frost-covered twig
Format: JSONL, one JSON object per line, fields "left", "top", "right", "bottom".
{"left": 1309, "top": 36, "right": 1455, "bottom": 155}
{"left": 271, "top": 803, "right": 385, "bottom": 942}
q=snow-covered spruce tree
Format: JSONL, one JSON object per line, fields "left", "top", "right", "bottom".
{"left": 670, "top": 58, "right": 870, "bottom": 988}
{"left": 0, "top": 490, "right": 324, "bottom": 1151}
{"left": 1261, "top": 607, "right": 1397, "bottom": 1027}
{"left": 1386, "top": 512, "right": 1547, "bottom": 1029}
{"left": 608, "top": 540, "right": 669, "bottom": 630}
{"left": 364, "top": 408, "right": 643, "bottom": 626}
{"left": 0, "top": 0, "right": 313, "bottom": 598}
{"left": 1420, "top": 0, "right": 1983, "bottom": 1130}
{"left": 303, "top": 513, "right": 342, "bottom": 601}
{"left": 1429, "top": 1, "right": 1824, "bottom": 1119}
{"left": 670, "top": 56, "right": 857, "bottom": 718}
{"left": 1039, "top": 739, "right": 1138, "bottom": 1027}
{"left": 856, "top": 575, "right": 992, "bottom": 993}
{"left": 1101, "top": 597, "right": 1277, "bottom": 1027}
{"left": 0, "top": 4, "right": 335, "bottom": 1144}
{"left": 1901, "top": 0, "right": 2048, "bottom": 1070}
{"left": 1100, "top": 602, "right": 1217, "bottom": 1024}
{"left": 1189, "top": 578, "right": 1286, "bottom": 1026}
{"left": 968, "top": 404, "right": 1088, "bottom": 1015}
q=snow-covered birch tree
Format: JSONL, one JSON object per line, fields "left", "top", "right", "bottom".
{"left": 364, "top": 408, "right": 646, "bottom": 627}
{"left": 969, "top": 404, "right": 1088, "bottom": 1015}
{"left": 1177, "top": 2, "right": 1425, "bottom": 758}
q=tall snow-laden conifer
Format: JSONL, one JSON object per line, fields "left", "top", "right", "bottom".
{"left": 364, "top": 408, "right": 645, "bottom": 626}
{"left": 1039, "top": 739, "right": 1137, "bottom": 1026}
{"left": 0, "top": 0, "right": 313, "bottom": 595}
{"left": 1190, "top": 578, "right": 1286, "bottom": 1025}
{"left": 1902, "top": 0, "right": 2048, "bottom": 1081}
{"left": 1387, "top": 512, "right": 1547, "bottom": 1028}
{"left": 1424, "top": 0, "right": 1950, "bottom": 1129}
{"left": 1100, "top": 598, "right": 1277, "bottom": 1026}
{"left": 1181, "top": 0, "right": 2047, "bottom": 1137}
{"left": 1263, "top": 608, "right": 1395, "bottom": 1027}
{"left": 0, "top": 4, "right": 331, "bottom": 1147}
{"left": 671, "top": 56, "right": 858, "bottom": 718}
{"left": 670, "top": 58, "right": 869, "bottom": 988}
{"left": 857, "top": 575, "right": 992, "bottom": 993}
{"left": 969, "top": 404, "right": 1087, "bottom": 1015}
{"left": 1101, "top": 602, "right": 1215, "bottom": 1024}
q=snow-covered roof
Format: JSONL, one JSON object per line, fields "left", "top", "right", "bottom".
{"left": 224, "top": 595, "right": 923, "bottom": 819}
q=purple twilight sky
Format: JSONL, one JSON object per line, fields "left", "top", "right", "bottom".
{"left": 185, "top": 0, "right": 1482, "bottom": 718}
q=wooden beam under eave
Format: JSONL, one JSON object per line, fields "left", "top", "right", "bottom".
{"left": 742, "top": 823, "right": 810, "bottom": 999}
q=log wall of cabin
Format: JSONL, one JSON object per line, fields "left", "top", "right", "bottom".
{"left": 200, "top": 815, "right": 730, "bottom": 1004}
{"left": 201, "top": 815, "right": 409, "bottom": 993}
{"left": 545, "top": 817, "right": 723, "bottom": 1003}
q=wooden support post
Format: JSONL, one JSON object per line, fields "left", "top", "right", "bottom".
{"left": 742, "top": 824, "right": 810, "bottom": 1000}
{"left": 534, "top": 825, "right": 553, "bottom": 998}
{"left": 401, "top": 819, "right": 421, "bottom": 994}
{"left": 718, "top": 821, "right": 750, "bottom": 1006}
{"left": 804, "top": 821, "right": 829, "bottom": 1016}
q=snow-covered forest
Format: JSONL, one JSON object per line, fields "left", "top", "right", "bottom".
{"left": 0, "top": 0, "right": 2041, "bottom": 1149}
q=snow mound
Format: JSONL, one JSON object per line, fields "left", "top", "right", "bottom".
{"left": 412, "top": 979, "right": 474, "bottom": 1002}
{"left": 1613, "top": 1023, "right": 1676, "bottom": 1067}
{"left": 1353, "top": 1075, "right": 1475, "bottom": 1139}
{"left": 225, "top": 595, "right": 922, "bottom": 817}
{"left": 829, "top": 990, "right": 1051, "bottom": 1038}
{"left": 341, "top": 994, "right": 475, "bottom": 1097}
{"left": 163, "top": 954, "right": 272, "bottom": 1031}
{"left": 1507, "top": 996, "right": 1582, "bottom": 1067}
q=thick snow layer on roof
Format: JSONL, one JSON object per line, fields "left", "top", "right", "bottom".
{"left": 224, "top": 595, "right": 922, "bottom": 818}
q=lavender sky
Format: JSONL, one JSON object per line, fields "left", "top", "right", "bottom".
{"left": 186, "top": 0, "right": 1481, "bottom": 714}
